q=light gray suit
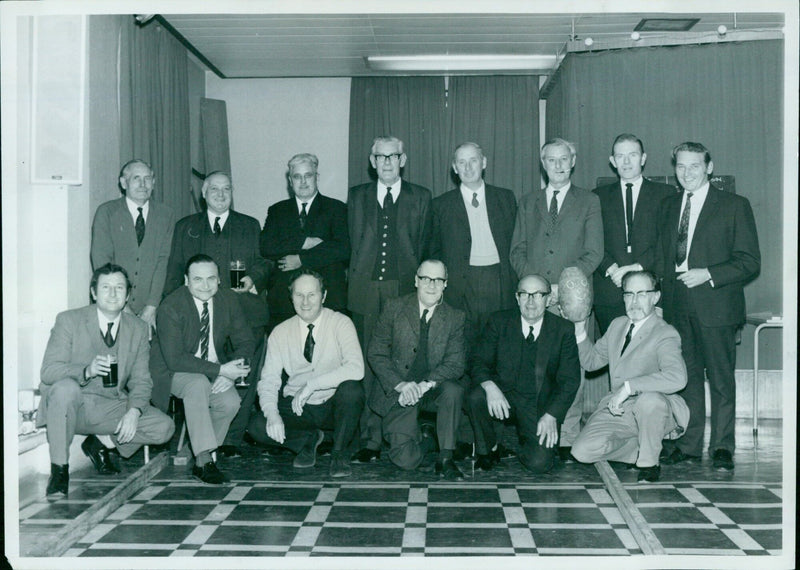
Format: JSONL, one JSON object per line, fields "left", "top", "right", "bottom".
{"left": 571, "top": 314, "right": 689, "bottom": 467}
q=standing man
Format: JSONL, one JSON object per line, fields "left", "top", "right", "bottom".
{"left": 150, "top": 255, "right": 255, "bottom": 484}
{"left": 255, "top": 269, "right": 364, "bottom": 478}
{"left": 509, "top": 137, "right": 603, "bottom": 458}
{"left": 347, "top": 135, "right": 433, "bottom": 463}
{"left": 38, "top": 264, "right": 174, "bottom": 499}
{"left": 571, "top": 270, "right": 688, "bottom": 482}
{"left": 368, "top": 260, "right": 467, "bottom": 480}
{"left": 593, "top": 135, "right": 676, "bottom": 333}
{"left": 656, "top": 142, "right": 760, "bottom": 471}
{"left": 260, "top": 153, "right": 350, "bottom": 330}
{"left": 91, "top": 159, "right": 174, "bottom": 331}
{"left": 467, "top": 275, "right": 580, "bottom": 474}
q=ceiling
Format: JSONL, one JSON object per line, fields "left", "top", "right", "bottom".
{"left": 158, "top": 12, "right": 785, "bottom": 78}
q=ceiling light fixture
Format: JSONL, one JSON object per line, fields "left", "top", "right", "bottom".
{"left": 366, "top": 54, "right": 559, "bottom": 72}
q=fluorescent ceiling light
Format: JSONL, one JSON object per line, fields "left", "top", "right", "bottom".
{"left": 366, "top": 54, "right": 558, "bottom": 72}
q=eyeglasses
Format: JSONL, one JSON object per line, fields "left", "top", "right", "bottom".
{"left": 417, "top": 275, "right": 446, "bottom": 287}
{"left": 373, "top": 153, "right": 402, "bottom": 163}
{"left": 622, "top": 290, "right": 656, "bottom": 301}
{"left": 516, "top": 291, "right": 549, "bottom": 303}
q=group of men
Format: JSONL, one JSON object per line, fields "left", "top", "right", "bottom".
{"left": 39, "top": 132, "right": 760, "bottom": 498}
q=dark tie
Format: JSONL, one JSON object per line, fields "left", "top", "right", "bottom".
{"left": 675, "top": 192, "right": 693, "bottom": 265}
{"left": 625, "top": 183, "right": 634, "bottom": 251}
{"left": 304, "top": 323, "right": 315, "bottom": 362}
{"left": 299, "top": 202, "right": 308, "bottom": 231}
{"left": 135, "top": 207, "right": 145, "bottom": 246}
{"left": 213, "top": 216, "right": 222, "bottom": 236}
{"left": 620, "top": 323, "right": 635, "bottom": 355}
{"left": 471, "top": 192, "right": 479, "bottom": 208}
{"left": 103, "top": 322, "right": 115, "bottom": 347}
{"left": 199, "top": 301, "right": 210, "bottom": 360}
{"left": 383, "top": 187, "right": 393, "bottom": 209}
{"left": 549, "top": 189, "right": 560, "bottom": 227}
{"left": 526, "top": 325, "right": 535, "bottom": 343}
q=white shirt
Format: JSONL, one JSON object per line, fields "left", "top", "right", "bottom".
{"left": 97, "top": 309, "right": 121, "bottom": 344}
{"left": 192, "top": 296, "right": 218, "bottom": 363}
{"left": 125, "top": 197, "right": 149, "bottom": 223}
{"left": 545, "top": 182, "right": 571, "bottom": 214}
{"left": 206, "top": 210, "right": 230, "bottom": 232}
{"left": 675, "top": 182, "right": 710, "bottom": 272}
{"left": 460, "top": 182, "right": 500, "bottom": 266}
{"left": 520, "top": 316, "right": 543, "bottom": 341}
{"left": 295, "top": 193, "right": 317, "bottom": 215}
{"left": 377, "top": 180, "right": 402, "bottom": 205}
{"left": 418, "top": 302, "right": 437, "bottom": 321}
{"left": 621, "top": 177, "right": 643, "bottom": 244}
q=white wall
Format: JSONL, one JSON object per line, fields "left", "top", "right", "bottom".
{"left": 205, "top": 76, "right": 351, "bottom": 225}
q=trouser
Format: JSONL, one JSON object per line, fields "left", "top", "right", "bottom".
{"left": 571, "top": 392, "right": 677, "bottom": 467}
{"left": 223, "top": 335, "right": 267, "bottom": 446}
{"left": 171, "top": 372, "right": 240, "bottom": 456}
{"left": 45, "top": 379, "right": 175, "bottom": 465}
{"left": 382, "top": 380, "right": 463, "bottom": 470}
{"left": 559, "top": 306, "right": 600, "bottom": 447}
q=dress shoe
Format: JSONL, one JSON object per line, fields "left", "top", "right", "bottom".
{"left": 491, "top": 444, "right": 516, "bottom": 462}
{"left": 660, "top": 448, "right": 701, "bottom": 465}
{"left": 712, "top": 449, "right": 734, "bottom": 471}
{"left": 557, "top": 446, "right": 574, "bottom": 463}
{"left": 351, "top": 447, "right": 381, "bottom": 464}
{"left": 293, "top": 429, "right": 324, "bottom": 469}
{"left": 637, "top": 464, "right": 661, "bottom": 482}
{"left": 81, "top": 435, "right": 120, "bottom": 474}
{"left": 217, "top": 445, "right": 242, "bottom": 458}
{"left": 46, "top": 463, "right": 69, "bottom": 500}
{"left": 435, "top": 458, "right": 465, "bottom": 481}
{"left": 192, "top": 461, "right": 229, "bottom": 484}
{"left": 318, "top": 440, "right": 333, "bottom": 457}
{"left": 452, "top": 441, "right": 474, "bottom": 461}
{"left": 474, "top": 454, "right": 495, "bottom": 472}
{"left": 329, "top": 452, "right": 352, "bottom": 478}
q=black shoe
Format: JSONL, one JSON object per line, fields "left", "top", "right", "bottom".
{"left": 491, "top": 443, "right": 516, "bottom": 462}
{"left": 435, "top": 458, "right": 464, "bottom": 481}
{"left": 318, "top": 440, "right": 333, "bottom": 457}
{"left": 661, "top": 448, "right": 702, "bottom": 465}
{"left": 452, "top": 441, "right": 474, "bottom": 461}
{"left": 557, "top": 446, "right": 574, "bottom": 463}
{"left": 46, "top": 463, "right": 69, "bottom": 500}
{"left": 351, "top": 447, "right": 381, "bottom": 464}
{"left": 712, "top": 449, "right": 734, "bottom": 471}
{"left": 192, "top": 461, "right": 229, "bottom": 484}
{"left": 420, "top": 422, "right": 439, "bottom": 451}
{"left": 81, "top": 435, "right": 120, "bottom": 474}
{"left": 608, "top": 460, "right": 637, "bottom": 470}
{"left": 217, "top": 445, "right": 242, "bottom": 458}
{"left": 329, "top": 452, "right": 352, "bottom": 478}
{"left": 474, "top": 454, "right": 495, "bottom": 472}
{"left": 293, "top": 429, "right": 324, "bottom": 469}
{"left": 637, "top": 465, "right": 661, "bottom": 482}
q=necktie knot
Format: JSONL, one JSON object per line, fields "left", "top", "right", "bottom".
{"left": 621, "top": 322, "right": 635, "bottom": 355}
{"left": 135, "top": 207, "right": 145, "bottom": 246}
{"left": 103, "top": 322, "right": 115, "bottom": 347}
{"left": 383, "top": 187, "right": 394, "bottom": 209}
{"left": 625, "top": 183, "right": 633, "bottom": 190}
{"left": 526, "top": 325, "right": 535, "bottom": 342}
{"left": 421, "top": 309, "right": 429, "bottom": 323}
{"left": 213, "top": 216, "right": 222, "bottom": 236}
{"left": 304, "top": 323, "right": 315, "bottom": 362}
{"left": 471, "top": 192, "right": 479, "bottom": 208}
{"left": 548, "top": 190, "right": 560, "bottom": 227}
{"left": 299, "top": 202, "right": 308, "bottom": 230}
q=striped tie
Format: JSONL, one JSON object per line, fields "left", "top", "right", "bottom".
{"left": 199, "top": 302, "right": 210, "bottom": 360}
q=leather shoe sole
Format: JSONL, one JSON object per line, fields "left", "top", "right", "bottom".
{"left": 81, "top": 435, "right": 119, "bottom": 474}
{"left": 293, "top": 430, "right": 324, "bottom": 469}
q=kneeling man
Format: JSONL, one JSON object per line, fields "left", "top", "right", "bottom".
{"left": 467, "top": 274, "right": 580, "bottom": 474}
{"left": 39, "top": 264, "right": 175, "bottom": 499}
{"left": 571, "top": 270, "right": 688, "bottom": 482}
{"left": 256, "top": 269, "right": 365, "bottom": 477}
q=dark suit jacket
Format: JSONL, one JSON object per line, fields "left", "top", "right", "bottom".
{"left": 38, "top": 306, "right": 153, "bottom": 426}
{"left": 367, "top": 294, "right": 466, "bottom": 416}
{"left": 347, "top": 181, "right": 432, "bottom": 314}
{"left": 149, "top": 287, "right": 256, "bottom": 411}
{"left": 430, "top": 185, "right": 518, "bottom": 311}
{"left": 510, "top": 185, "right": 603, "bottom": 284}
{"left": 593, "top": 178, "right": 677, "bottom": 307}
{"left": 260, "top": 193, "right": 350, "bottom": 316}
{"left": 656, "top": 185, "right": 760, "bottom": 328}
{"left": 91, "top": 197, "right": 175, "bottom": 314}
{"left": 471, "top": 310, "right": 580, "bottom": 424}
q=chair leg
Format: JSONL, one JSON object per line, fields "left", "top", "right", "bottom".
{"left": 177, "top": 422, "right": 187, "bottom": 452}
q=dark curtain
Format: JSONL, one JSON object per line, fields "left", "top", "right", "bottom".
{"left": 545, "top": 40, "right": 783, "bottom": 367}
{"left": 119, "top": 19, "right": 192, "bottom": 219}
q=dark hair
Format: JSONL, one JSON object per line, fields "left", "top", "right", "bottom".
{"left": 621, "top": 269, "right": 661, "bottom": 292}
{"left": 184, "top": 253, "right": 219, "bottom": 277}
{"left": 671, "top": 141, "right": 712, "bottom": 166}
{"left": 288, "top": 267, "right": 327, "bottom": 295}
{"left": 90, "top": 263, "right": 131, "bottom": 295}
{"left": 611, "top": 133, "right": 644, "bottom": 155}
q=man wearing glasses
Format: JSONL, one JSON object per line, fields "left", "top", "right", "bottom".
{"left": 467, "top": 275, "right": 580, "bottom": 474}
{"left": 367, "top": 260, "right": 467, "bottom": 480}
{"left": 347, "top": 136, "right": 433, "bottom": 464}
{"left": 570, "top": 270, "right": 688, "bottom": 482}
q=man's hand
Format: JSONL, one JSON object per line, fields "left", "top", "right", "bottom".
{"left": 301, "top": 237, "right": 323, "bottom": 250}
{"left": 677, "top": 268, "right": 712, "bottom": 288}
{"left": 266, "top": 412, "right": 285, "bottom": 444}
{"left": 138, "top": 305, "right": 157, "bottom": 330}
{"left": 232, "top": 275, "right": 255, "bottom": 293}
{"left": 278, "top": 254, "right": 302, "bottom": 272}
{"left": 218, "top": 358, "right": 250, "bottom": 380}
{"left": 606, "top": 384, "right": 630, "bottom": 416}
{"left": 210, "top": 375, "right": 234, "bottom": 394}
{"left": 396, "top": 381, "right": 424, "bottom": 407}
{"left": 87, "top": 354, "right": 112, "bottom": 378}
{"left": 610, "top": 263, "right": 641, "bottom": 287}
{"left": 292, "top": 384, "right": 314, "bottom": 416}
{"left": 536, "top": 413, "right": 558, "bottom": 448}
{"left": 574, "top": 318, "right": 588, "bottom": 338}
{"left": 115, "top": 408, "right": 140, "bottom": 444}
{"left": 482, "top": 381, "right": 510, "bottom": 420}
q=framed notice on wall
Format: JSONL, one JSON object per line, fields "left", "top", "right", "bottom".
{"left": 30, "top": 15, "right": 86, "bottom": 185}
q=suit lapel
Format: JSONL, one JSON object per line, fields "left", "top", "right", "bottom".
{"left": 116, "top": 314, "right": 131, "bottom": 391}
{"left": 451, "top": 191, "right": 471, "bottom": 241}
{"left": 665, "top": 194, "right": 683, "bottom": 258}
{"left": 692, "top": 186, "right": 720, "bottom": 248}
{"left": 609, "top": 183, "right": 628, "bottom": 236}
{"left": 365, "top": 183, "right": 379, "bottom": 239}
{"left": 535, "top": 191, "right": 550, "bottom": 224}
{"left": 485, "top": 186, "right": 505, "bottom": 242}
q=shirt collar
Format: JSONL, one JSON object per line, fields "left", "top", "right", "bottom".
{"left": 295, "top": 193, "right": 317, "bottom": 213}
{"left": 125, "top": 197, "right": 149, "bottom": 219}
{"left": 684, "top": 181, "right": 710, "bottom": 198}
{"left": 191, "top": 295, "right": 214, "bottom": 313}
{"left": 546, "top": 182, "right": 571, "bottom": 196}
{"left": 207, "top": 209, "right": 230, "bottom": 229}
{"left": 96, "top": 308, "right": 122, "bottom": 334}
{"left": 620, "top": 176, "right": 643, "bottom": 192}
{"left": 628, "top": 312, "right": 655, "bottom": 331}
{"left": 378, "top": 179, "right": 401, "bottom": 193}
{"left": 459, "top": 181, "right": 486, "bottom": 200}
{"left": 521, "top": 315, "right": 544, "bottom": 339}
{"left": 419, "top": 302, "right": 437, "bottom": 321}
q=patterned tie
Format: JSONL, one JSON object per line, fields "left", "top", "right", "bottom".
{"left": 299, "top": 202, "right": 308, "bottom": 231}
{"left": 103, "top": 322, "right": 115, "bottom": 347}
{"left": 135, "top": 207, "right": 145, "bottom": 246}
{"left": 471, "top": 192, "right": 479, "bottom": 208}
{"left": 213, "top": 216, "right": 222, "bottom": 237}
{"left": 383, "top": 187, "right": 393, "bottom": 209}
{"left": 304, "top": 323, "right": 315, "bottom": 362}
{"left": 625, "top": 183, "right": 634, "bottom": 251}
{"left": 675, "top": 192, "right": 693, "bottom": 265}
{"left": 620, "top": 323, "right": 635, "bottom": 355}
{"left": 199, "top": 302, "right": 210, "bottom": 360}
{"left": 526, "top": 325, "right": 535, "bottom": 343}
{"left": 549, "top": 189, "right": 560, "bottom": 227}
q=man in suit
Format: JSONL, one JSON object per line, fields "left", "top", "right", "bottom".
{"left": 368, "top": 260, "right": 467, "bottom": 480}
{"left": 466, "top": 274, "right": 580, "bottom": 474}
{"left": 348, "top": 135, "right": 433, "bottom": 463}
{"left": 656, "top": 142, "right": 760, "bottom": 471}
{"left": 509, "top": 137, "right": 603, "bottom": 458}
{"left": 260, "top": 153, "right": 350, "bottom": 330}
{"left": 254, "top": 269, "right": 364, "bottom": 478}
{"left": 571, "top": 270, "right": 688, "bottom": 482}
{"left": 593, "top": 135, "right": 676, "bottom": 333}
{"left": 91, "top": 159, "right": 174, "bottom": 331}
{"left": 150, "top": 254, "right": 255, "bottom": 484}
{"left": 38, "top": 264, "right": 175, "bottom": 499}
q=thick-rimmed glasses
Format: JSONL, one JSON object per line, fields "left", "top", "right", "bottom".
{"left": 373, "top": 153, "right": 402, "bottom": 163}
{"left": 417, "top": 275, "right": 446, "bottom": 287}
{"left": 622, "top": 290, "right": 656, "bottom": 301}
{"left": 517, "top": 290, "right": 549, "bottom": 303}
